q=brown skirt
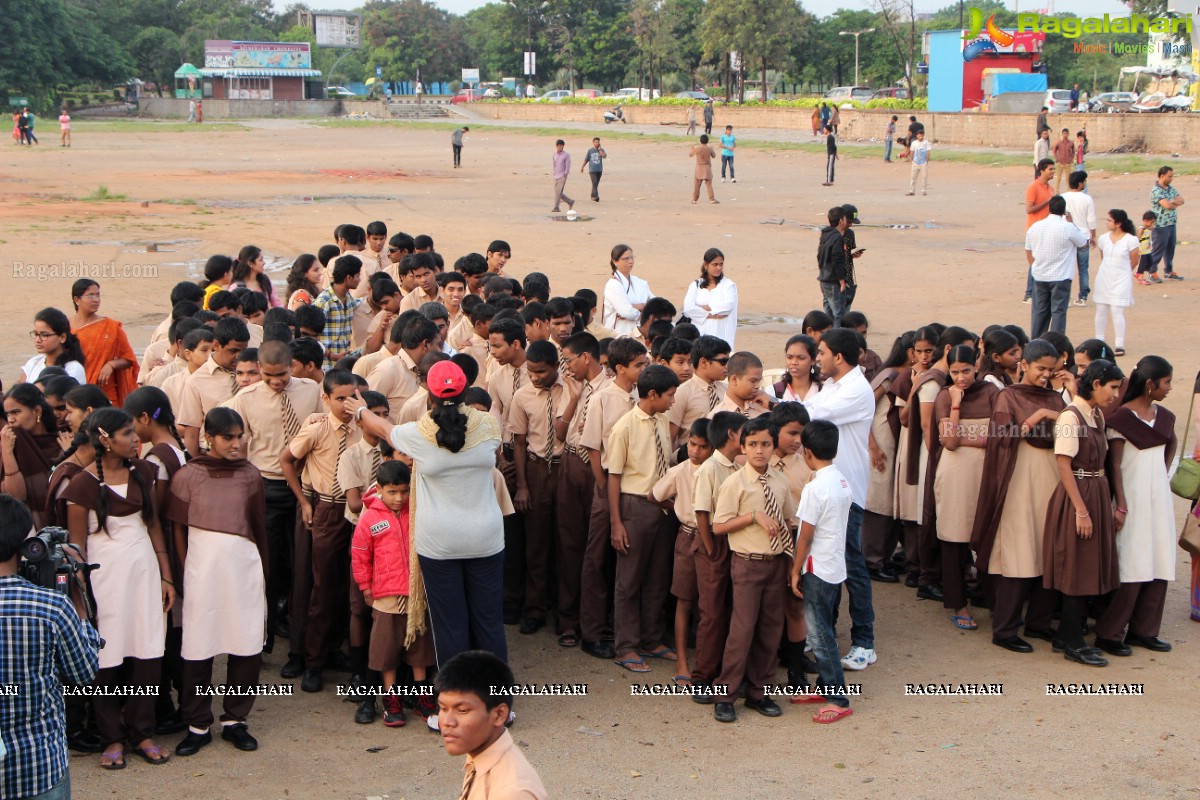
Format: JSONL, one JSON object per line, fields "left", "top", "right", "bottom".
{"left": 369, "top": 608, "right": 434, "bottom": 671}
{"left": 1042, "top": 476, "right": 1119, "bottom": 596}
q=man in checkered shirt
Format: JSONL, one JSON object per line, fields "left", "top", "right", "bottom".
{"left": 1026, "top": 194, "right": 1089, "bottom": 338}
{"left": 0, "top": 495, "right": 100, "bottom": 799}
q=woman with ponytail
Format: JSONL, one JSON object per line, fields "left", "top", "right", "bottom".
{"left": 231, "top": 245, "right": 279, "bottom": 309}
{"left": 21, "top": 307, "right": 87, "bottom": 383}
{"left": 1093, "top": 356, "right": 1177, "bottom": 655}
{"left": 47, "top": 386, "right": 112, "bottom": 526}
{"left": 601, "top": 244, "right": 653, "bottom": 336}
{"left": 1074, "top": 339, "right": 1125, "bottom": 416}
{"left": 349, "top": 360, "right": 504, "bottom": 728}
{"left": 63, "top": 407, "right": 174, "bottom": 768}
{"left": 1092, "top": 209, "right": 1139, "bottom": 357}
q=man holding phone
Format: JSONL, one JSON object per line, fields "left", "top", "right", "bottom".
{"left": 840, "top": 204, "right": 865, "bottom": 314}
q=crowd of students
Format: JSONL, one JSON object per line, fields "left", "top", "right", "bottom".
{"left": 2, "top": 216, "right": 1197, "bottom": 781}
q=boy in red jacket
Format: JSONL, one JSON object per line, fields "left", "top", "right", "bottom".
{"left": 351, "top": 461, "right": 435, "bottom": 726}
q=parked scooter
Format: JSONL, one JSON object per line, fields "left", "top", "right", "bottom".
{"left": 603, "top": 104, "right": 626, "bottom": 124}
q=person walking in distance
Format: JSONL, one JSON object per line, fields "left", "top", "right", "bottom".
{"left": 703, "top": 100, "right": 714, "bottom": 135}
{"left": 686, "top": 104, "right": 698, "bottom": 136}
{"left": 551, "top": 139, "right": 575, "bottom": 213}
{"left": 906, "top": 130, "right": 930, "bottom": 196}
{"left": 690, "top": 135, "right": 718, "bottom": 205}
{"left": 1052, "top": 128, "right": 1075, "bottom": 195}
{"left": 822, "top": 127, "right": 837, "bottom": 187}
{"left": 1033, "top": 128, "right": 1050, "bottom": 180}
{"left": 582, "top": 137, "right": 606, "bottom": 202}
{"left": 451, "top": 126, "right": 468, "bottom": 169}
{"left": 884, "top": 115, "right": 897, "bottom": 162}
{"left": 1147, "top": 166, "right": 1185, "bottom": 281}
{"left": 719, "top": 125, "right": 736, "bottom": 183}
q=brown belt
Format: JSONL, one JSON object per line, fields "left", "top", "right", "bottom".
{"left": 1073, "top": 469, "right": 1105, "bottom": 479}
{"left": 308, "top": 490, "right": 345, "bottom": 504}
{"left": 732, "top": 551, "right": 778, "bottom": 562}
{"left": 528, "top": 452, "right": 561, "bottom": 465}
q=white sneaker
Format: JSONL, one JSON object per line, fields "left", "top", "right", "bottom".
{"left": 720, "top": 178, "right": 726, "bottom": 183}
{"left": 841, "top": 646, "right": 877, "bottom": 671}
{"left": 732, "top": 178, "right": 737, "bottom": 183}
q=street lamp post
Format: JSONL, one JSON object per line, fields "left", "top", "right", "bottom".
{"left": 838, "top": 28, "right": 876, "bottom": 86}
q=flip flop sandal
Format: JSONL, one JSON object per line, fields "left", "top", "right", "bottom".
{"left": 132, "top": 743, "right": 170, "bottom": 765}
{"left": 639, "top": 646, "right": 677, "bottom": 660}
{"left": 813, "top": 707, "right": 854, "bottom": 724}
{"left": 671, "top": 675, "right": 692, "bottom": 687}
{"left": 950, "top": 614, "right": 978, "bottom": 630}
{"left": 790, "top": 693, "right": 827, "bottom": 704}
{"left": 614, "top": 657, "right": 652, "bottom": 673}
{"left": 100, "top": 749, "right": 126, "bottom": 770}
{"left": 558, "top": 632, "right": 579, "bottom": 648}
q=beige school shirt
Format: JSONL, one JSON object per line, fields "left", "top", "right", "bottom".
{"left": 559, "top": 372, "right": 613, "bottom": 451}
{"left": 692, "top": 450, "right": 738, "bottom": 519}
{"left": 773, "top": 453, "right": 813, "bottom": 522}
{"left": 579, "top": 381, "right": 637, "bottom": 469}
{"left": 138, "top": 338, "right": 171, "bottom": 384}
{"left": 459, "top": 333, "right": 491, "bottom": 389}
{"left": 447, "top": 313, "right": 473, "bottom": 352}
{"left": 586, "top": 319, "right": 619, "bottom": 340}
{"left": 397, "top": 388, "right": 429, "bottom": 424}
{"left": 337, "top": 437, "right": 383, "bottom": 524}
{"left": 350, "top": 300, "right": 376, "bottom": 352}
{"left": 668, "top": 376, "right": 727, "bottom": 445}
{"left": 351, "top": 248, "right": 386, "bottom": 299}
{"left": 606, "top": 405, "right": 671, "bottom": 497}
{"left": 652, "top": 459, "right": 700, "bottom": 527}
{"left": 160, "top": 368, "right": 191, "bottom": 417}
{"left": 715, "top": 464, "right": 797, "bottom": 557}
{"left": 221, "top": 377, "right": 323, "bottom": 480}
{"left": 367, "top": 350, "right": 421, "bottom": 423}
{"left": 709, "top": 395, "right": 768, "bottom": 420}
{"left": 287, "top": 413, "right": 362, "bottom": 499}
{"left": 146, "top": 355, "right": 186, "bottom": 389}
{"left": 509, "top": 378, "right": 566, "bottom": 459}
{"left": 149, "top": 314, "right": 172, "bottom": 344}
{"left": 353, "top": 345, "right": 395, "bottom": 380}
{"left": 398, "top": 286, "right": 441, "bottom": 314}
{"left": 487, "top": 362, "right": 529, "bottom": 443}
{"left": 177, "top": 356, "right": 240, "bottom": 430}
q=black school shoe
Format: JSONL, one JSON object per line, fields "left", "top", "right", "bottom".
{"left": 175, "top": 730, "right": 213, "bottom": 757}
{"left": 744, "top": 697, "right": 783, "bottom": 717}
{"left": 904, "top": 572, "right": 919, "bottom": 588}
{"left": 581, "top": 640, "right": 616, "bottom": 660}
{"left": 519, "top": 617, "right": 545, "bottom": 635}
{"left": 992, "top": 636, "right": 1033, "bottom": 653}
{"left": 221, "top": 723, "right": 258, "bottom": 751}
{"left": 1023, "top": 627, "right": 1057, "bottom": 642}
{"left": 354, "top": 698, "right": 377, "bottom": 724}
{"left": 869, "top": 567, "right": 900, "bottom": 583}
{"left": 280, "top": 654, "right": 304, "bottom": 679}
{"left": 68, "top": 729, "right": 104, "bottom": 753}
{"left": 1094, "top": 638, "right": 1132, "bottom": 657}
{"left": 1126, "top": 633, "right": 1172, "bottom": 652}
{"left": 155, "top": 710, "right": 187, "bottom": 735}
{"left": 916, "top": 584, "right": 944, "bottom": 601}
{"left": 713, "top": 702, "right": 737, "bottom": 723}
{"left": 1064, "top": 646, "right": 1108, "bottom": 667}
{"left": 300, "top": 668, "right": 323, "bottom": 693}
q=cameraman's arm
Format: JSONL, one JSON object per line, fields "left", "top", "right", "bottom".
{"left": 55, "top": 597, "right": 100, "bottom": 686}
{"left": 66, "top": 503, "right": 90, "bottom": 618}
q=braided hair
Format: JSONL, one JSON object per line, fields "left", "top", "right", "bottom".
{"left": 123, "top": 386, "right": 188, "bottom": 460}
{"left": 87, "top": 408, "right": 153, "bottom": 534}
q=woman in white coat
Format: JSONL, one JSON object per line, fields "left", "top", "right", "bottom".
{"left": 681, "top": 247, "right": 738, "bottom": 348}
{"left": 602, "top": 244, "right": 652, "bottom": 336}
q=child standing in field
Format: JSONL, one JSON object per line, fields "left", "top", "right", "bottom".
{"left": 59, "top": 108, "right": 71, "bottom": 147}
{"left": 1135, "top": 211, "right": 1156, "bottom": 285}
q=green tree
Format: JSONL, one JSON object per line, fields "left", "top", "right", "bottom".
{"left": 130, "top": 27, "right": 183, "bottom": 97}
{"left": 701, "top": 0, "right": 802, "bottom": 101}
{"left": 364, "top": 0, "right": 465, "bottom": 83}
{"left": 463, "top": 3, "right": 526, "bottom": 81}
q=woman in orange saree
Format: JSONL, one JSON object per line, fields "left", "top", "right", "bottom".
{"left": 70, "top": 279, "right": 139, "bottom": 404}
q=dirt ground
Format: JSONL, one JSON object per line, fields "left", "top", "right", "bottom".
{"left": 2, "top": 118, "right": 1198, "bottom": 800}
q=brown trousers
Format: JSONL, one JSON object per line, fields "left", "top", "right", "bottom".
{"left": 1094, "top": 579, "right": 1169, "bottom": 640}
{"left": 94, "top": 657, "right": 160, "bottom": 746}
{"left": 692, "top": 177, "right": 715, "bottom": 202}
{"left": 918, "top": 521, "right": 942, "bottom": 586}
{"left": 691, "top": 535, "right": 731, "bottom": 684}
{"left": 716, "top": 556, "right": 787, "bottom": 703}
{"left": 901, "top": 520, "right": 921, "bottom": 575}
{"left": 580, "top": 488, "right": 614, "bottom": 642}
{"left": 941, "top": 541, "right": 973, "bottom": 611}
{"left": 613, "top": 494, "right": 673, "bottom": 655}
{"left": 304, "top": 498, "right": 352, "bottom": 667}
{"left": 861, "top": 510, "right": 899, "bottom": 571}
{"left": 181, "top": 654, "right": 263, "bottom": 730}
{"left": 522, "top": 455, "right": 559, "bottom": 621}
{"left": 991, "top": 575, "right": 1058, "bottom": 639}
{"left": 556, "top": 453, "right": 593, "bottom": 634}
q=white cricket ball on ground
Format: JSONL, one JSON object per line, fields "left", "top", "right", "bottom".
{"left": 567, "top": 209, "right": 578, "bottom": 220}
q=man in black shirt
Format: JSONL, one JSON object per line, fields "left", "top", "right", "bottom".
{"left": 840, "top": 204, "right": 864, "bottom": 313}
{"left": 817, "top": 206, "right": 849, "bottom": 325}
{"left": 822, "top": 128, "right": 837, "bottom": 186}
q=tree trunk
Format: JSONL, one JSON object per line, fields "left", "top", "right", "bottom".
{"left": 761, "top": 56, "right": 768, "bottom": 101}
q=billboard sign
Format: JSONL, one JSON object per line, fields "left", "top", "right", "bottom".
{"left": 462, "top": 68, "right": 480, "bottom": 84}
{"left": 204, "top": 41, "right": 312, "bottom": 69}
{"left": 314, "top": 13, "right": 362, "bottom": 49}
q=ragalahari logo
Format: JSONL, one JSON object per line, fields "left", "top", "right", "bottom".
{"left": 962, "top": 7, "right": 1016, "bottom": 61}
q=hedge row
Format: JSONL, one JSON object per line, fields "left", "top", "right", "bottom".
{"left": 497, "top": 96, "right": 927, "bottom": 110}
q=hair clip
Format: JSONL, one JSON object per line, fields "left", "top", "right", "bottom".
{"left": 96, "top": 427, "right": 109, "bottom": 438}
{"left": 152, "top": 408, "right": 161, "bottom": 420}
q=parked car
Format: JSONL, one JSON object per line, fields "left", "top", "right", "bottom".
{"left": 537, "top": 89, "right": 571, "bottom": 102}
{"left": 607, "top": 87, "right": 661, "bottom": 101}
{"left": 574, "top": 88, "right": 601, "bottom": 98}
{"left": 450, "top": 88, "right": 486, "bottom": 105}
{"left": 870, "top": 87, "right": 910, "bottom": 101}
{"left": 675, "top": 90, "right": 713, "bottom": 102}
{"left": 824, "top": 86, "right": 873, "bottom": 102}
{"left": 326, "top": 85, "right": 358, "bottom": 98}
{"left": 1044, "top": 88, "right": 1073, "bottom": 112}
{"left": 1088, "top": 91, "right": 1138, "bottom": 113}
{"left": 1131, "top": 92, "right": 1195, "bottom": 113}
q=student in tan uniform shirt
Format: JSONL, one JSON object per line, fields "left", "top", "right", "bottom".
{"left": 397, "top": 352, "right": 450, "bottom": 424}
{"left": 509, "top": 341, "right": 565, "bottom": 635}
{"left": 651, "top": 418, "right": 713, "bottom": 684}
{"left": 688, "top": 411, "right": 746, "bottom": 693}
{"left": 710, "top": 351, "right": 771, "bottom": 419}
{"left": 360, "top": 278, "right": 401, "bottom": 356}
{"left": 712, "top": 418, "right": 798, "bottom": 722}
{"left": 397, "top": 254, "right": 442, "bottom": 313}
{"left": 160, "top": 327, "right": 213, "bottom": 413}
{"left": 279, "top": 370, "right": 363, "bottom": 691}
{"left": 382, "top": 231, "right": 414, "bottom": 287}
{"left": 668, "top": 335, "right": 731, "bottom": 446}
{"left": 552, "top": 332, "right": 610, "bottom": 648}
{"left": 578, "top": 338, "right": 648, "bottom": 659}
{"left": 146, "top": 316, "right": 203, "bottom": 389}
{"left": 655, "top": 337, "right": 694, "bottom": 389}
{"left": 439, "top": 271, "right": 468, "bottom": 340}
{"left": 177, "top": 318, "right": 251, "bottom": 458}
{"left": 367, "top": 315, "right": 438, "bottom": 423}
{"left": 139, "top": 302, "right": 199, "bottom": 385}
{"left": 573, "top": 289, "right": 618, "bottom": 340}
{"left": 607, "top": 365, "right": 679, "bottom": 674}
{"left": 221, "top": 341, "right": 324, "bottom": 670}
{"left": 485, "top": 318, "right": 529, "bottom": 444}
{"left": 458, "top": 302, "right": 496, "bottom": 389}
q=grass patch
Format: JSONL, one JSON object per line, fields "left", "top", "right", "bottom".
{"left": 82, "top": 185, "right": 129, "bottom": 202}
{"left": 74, "top": 120, "right": 248, "bottom": 133}
{"left": 154, "top": 198, "right": 199, "bottom": 205}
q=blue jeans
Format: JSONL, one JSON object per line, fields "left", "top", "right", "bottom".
{"left": 1025, "top": 266, "right": 1034, "bottom": 299}
{"left": 842, "top": 503, "right": 874, "bottom": 649}
{"left": 884, "top": 138, "right": 893, "bottom": 161}
{"left": 1075, "top": 245, "right": 1090, "bottom": 299}
{"left": 819, "top": 281, "right": 846, "bottom": 327}
{"left": 1148, "top": 222, "right": 1177, "bottom": 274}
{"left": 27, "top": 772, "right": 71, "bottom": 800}
{"left": 418, "top": 551, "right": 508, "bottom": 667}
{"left": 1031, "top": 278, "right": 1072, "bottom": 338}
{"left": 802, "top": 573, "right": 850, "bottom": 708}
{"left": 720, "top": 155, "right": 734, "bottom": 179}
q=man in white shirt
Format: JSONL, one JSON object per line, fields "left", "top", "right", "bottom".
{"left": 804, "top": 328, "right": 877, "bottom": 672}
{"left": 906, "top": 130, "right": 931, "bottom": 196}
{"left": 1026, "top": 195, "right": 1090, "bottom": 337}
{"left": 1061, "top": 170, "right": 1097, "bottom": 307}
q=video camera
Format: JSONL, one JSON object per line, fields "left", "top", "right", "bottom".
{"left": 20, "top": 526, "right": 101, "bottom": 629}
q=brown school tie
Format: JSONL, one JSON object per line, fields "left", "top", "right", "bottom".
{"left": 653, "top": 418, "right": 668, "bottom": 482}
{"left": 460, "top": 762, "right": 476, "bottom": 800}
{"left": 544, "top": 388, "right": 556, "bottom": 463}
{"left": 512, "top": 366, "right": 522, "bottom": 398}
{"left": 280, "top": 389, "right": 301, "bottom": 441}
{"left": 370, "top": 446, "right": 382, "bottom": 488}
{"left": 223, "top": 367, "right": 238, "bottom": 397}
{"left": 706, "top": 382, "right": 720, "bottom": 411}
{"left": 577, "top": 383, "right": 593, "bottom": 464}
{"left": 330, "top": 423, "right": 349, "bottom": 498}
{"left": 757, "top": 473, "right": 790, "bottom": 556}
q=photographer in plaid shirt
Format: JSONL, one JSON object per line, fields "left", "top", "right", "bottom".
{"left": 0, "top": 495, "right": 100, "bottom": 799}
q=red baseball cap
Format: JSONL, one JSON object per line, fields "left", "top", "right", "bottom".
{"left": 427, "top": 361, "right": 467, "bottom": 398}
